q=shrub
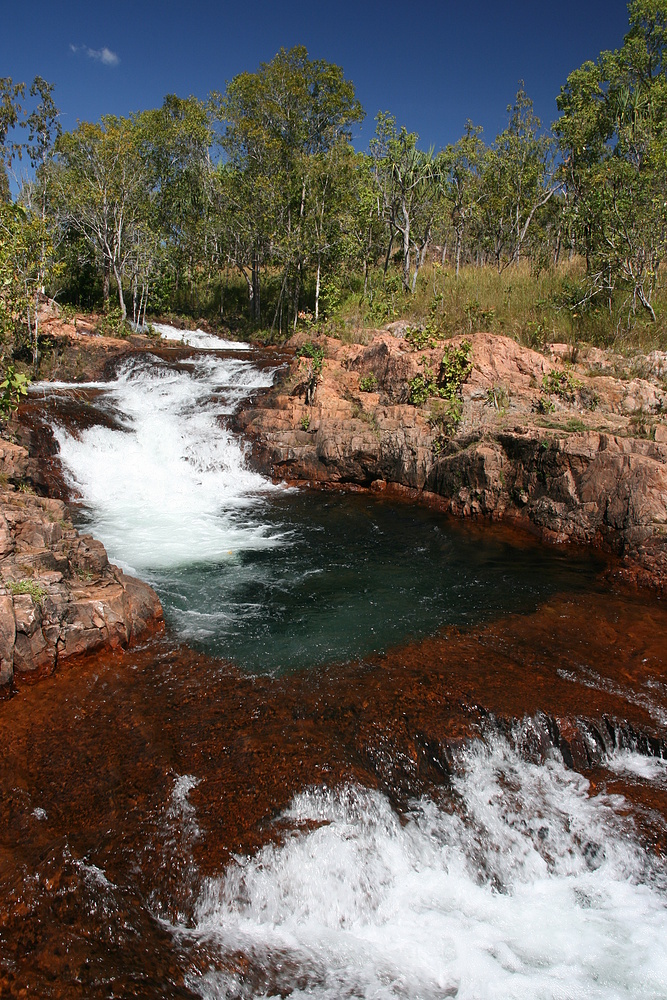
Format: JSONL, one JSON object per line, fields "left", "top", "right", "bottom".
{"left": 542, "top": 368, "right": 581, "bottom": 401}
{"left": 8, "top": 579, "right": 47, "bottom": 602}
{"left": 0, "top": 365, "right": 30, "bottom": 417}
{"left": 358, "top": 373, "right": 378, "bottom": 392}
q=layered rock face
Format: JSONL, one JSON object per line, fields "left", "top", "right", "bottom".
{"left": 0, "top": 440, "right": 162, "bottom": 690}
{"left": 235, "top": 330, "right": 667, "bottom": 591}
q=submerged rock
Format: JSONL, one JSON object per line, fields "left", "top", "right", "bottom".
{"left": 0, "top": 440, "right": 163, "bottom": 690}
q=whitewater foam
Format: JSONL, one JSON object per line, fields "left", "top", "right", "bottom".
{"left": 52, "top": 349, "right": 278, "bottom": 574}
{"left": 186, "top": 737, "right": 667, "bottom": 1000}
{"left": 153, "top": 322, "right": 251, "bottom": 351}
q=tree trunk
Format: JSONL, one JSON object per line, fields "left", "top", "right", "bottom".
{"left": 402, "top": 204, "right": 411, "bottom": 292}
{"left": 315, "top": 254, "right": 321, "bottom": 322}
{"left": 251, "top": 248, "right": 260, "bottom": 325}
{"left": 103, "top": 258, "right": 111, "bottom": 308}
{"left": 383, "top": 228, "right": 395, "bottom": 276}
{"left": 113, "top": 263, "right": 127, "bottom": 320}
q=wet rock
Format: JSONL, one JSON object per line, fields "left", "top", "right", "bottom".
{"left": 0, "top": 445, "right": 163, "bottom": 690}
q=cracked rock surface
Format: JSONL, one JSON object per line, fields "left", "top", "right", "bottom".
{"left": 0, "top": 449, "right": 163, "bottom": 690}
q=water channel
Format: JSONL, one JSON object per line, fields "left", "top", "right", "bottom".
{"left": 1, "top": 327, "right": 666, "bottom": 999}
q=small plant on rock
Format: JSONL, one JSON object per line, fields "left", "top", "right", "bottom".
{"left": 297, "top": 340, "right": 326, "bottom": 404}
{"left": 8, "top": 579, "right": 47, "bottom": 602}
{"left": 486, "top": 385, "right": 509, "bottom": 412}
{"left": 534, "top": 396, "right": 556, "bottom": 414}
{"left": 0, "top": 365, "right": 30, "bottom": 417}
{"left": 358, "top": 373, "right": 379, "bottom": 392}
{"left": 407, "top": 341, "right": 472, "bottom": 429}
{"left": 541, "top": 368, "right": 581, "bottom": 401}
{"left": 405, "top": 326, "right": 438, "bottom": 350}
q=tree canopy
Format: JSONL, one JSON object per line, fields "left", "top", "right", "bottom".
{"left": 3, "top": 8, "right": 667, "bottom": 364}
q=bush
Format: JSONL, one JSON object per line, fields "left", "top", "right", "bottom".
{"left": 358, "top": 373, "right": 378, "bottom": 392}
{"left": 0, "top": 365, "right": 30, "bottom": 417}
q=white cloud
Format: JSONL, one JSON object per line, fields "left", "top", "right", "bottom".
{"left": 69, "top": 43, "right": 120, "bottom": 67}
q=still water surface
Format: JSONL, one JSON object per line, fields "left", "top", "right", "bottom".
{"left": 1, "top": 327, "right": 665, "bottom": 999}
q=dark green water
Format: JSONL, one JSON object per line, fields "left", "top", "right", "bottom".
{"left": 149, "top": 489, "right": 605, "bottom": 672}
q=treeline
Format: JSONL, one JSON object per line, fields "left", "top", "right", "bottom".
{"left": 1, "top": 0, "right": 667, "bottom": 368}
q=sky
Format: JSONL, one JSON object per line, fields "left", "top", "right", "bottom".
{"left": 2, "top": 0, "right": 632, "bottom": 155}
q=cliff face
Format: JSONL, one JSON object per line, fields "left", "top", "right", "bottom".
{"left": 234, "top": 330, "right": 667, "bottom": 591}
{"left": 0, "top": 439, "right": 162, "bottom": 691}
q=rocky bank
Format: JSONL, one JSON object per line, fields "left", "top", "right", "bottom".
{"left": 0, "top": 436, "right": 163, "bottom": 691}
{"left": 234, "top": 328, "right": 667, "bottom": 592}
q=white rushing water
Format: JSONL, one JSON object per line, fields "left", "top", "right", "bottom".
{"left": 187, "top": 737, "right": 667, "bottom": 1000}
{"left": 152, "top": 322, "right": 252, "bottom": 351}
{"left": 42, "top": 329, "right": 667, "bottom": 997}
{"left": 50, "top": 326, "right": 277, "bottom": 574}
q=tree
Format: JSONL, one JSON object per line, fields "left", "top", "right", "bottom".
{"left": 214, "top": 46, "right": 364, "bottom": 328}
{"left": 442, "top": 121, "right": 485, "bottom": 277}
{"left": 138, "top": 95, "right": 214, "bottom": 311}
{"left": 53, "top": 116, "right": 149, "bottom": 318}
{"left": 480, "top": 87, "right": 557, "bottom": 271}
{"left": 0, "top": 77, "right": 24, "bottom": 200}
{"left": 371, "top": 113, "right": 444, "bottom": 292}
{"left": 555, "top": 0, "right": 667, "bottom": 318}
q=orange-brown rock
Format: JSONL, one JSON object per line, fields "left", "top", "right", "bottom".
{"left": 234, "top": 329, "right": 667, "bottom": 591}
{"left": 0, "top": 440, "right": 163, "bottom": 690}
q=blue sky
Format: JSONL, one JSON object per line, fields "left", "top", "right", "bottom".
{"left": 2, "top": 0, "right": 631, "bottom": 152}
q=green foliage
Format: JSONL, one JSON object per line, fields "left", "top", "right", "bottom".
{"left": 407, "top": 370, "right": 436, "bottom": 405}
{"left": 541, "top": 368, "right": 582, "bottom": 400}
{"left": 405, "top": 326, "right": 438, "bottom": 350}
{"left": 358, "top": 372, "right": 378, "bottom": 391}
{"left": 297, "top": 340, "right": 325, "bottom": 375}
{"left": 0, "top": 364, "right": 29, "bottom": 416}
{"left": 463, "top": 298, "right": 495, "bottom": 332}
{"left": 554, "top": 0, "right": 667, "bottom": 321}
{"left": 4, "top": 5, "right": 667, "bottom": 351}
{"left": 408, "top": 340, "right": 472, "bottom": 420}
{"left": 96, "top": 306, "right": 130, "bottom": 338}
{"left": 439, "top": 339, "right": 473, "bottom": 397}
{"left": 8, "top": 578, "right": 46, "bottom": 601}
{"left": 534, "top": 396, "right": 556, "bottom": 414}
{"left": 300, "top": 413, "right": 311, "bottom": 431}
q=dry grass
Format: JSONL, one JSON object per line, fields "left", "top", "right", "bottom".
{"left": 328, "top": 260, "right": 667, "bottom": 356}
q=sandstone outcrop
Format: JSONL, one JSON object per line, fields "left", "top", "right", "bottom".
{"left": 234, "top": 329, "right": 667, "bottom": 591}
{"left": 0, "top": 441, "right": 163, "bottom": 691}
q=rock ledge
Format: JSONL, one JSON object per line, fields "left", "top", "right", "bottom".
{"left": 0, "top": 440, "right": 163, "bottom": 690}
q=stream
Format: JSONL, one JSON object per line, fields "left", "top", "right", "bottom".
{"left": 1, "top": 327, "right": 667, "bottom": 999}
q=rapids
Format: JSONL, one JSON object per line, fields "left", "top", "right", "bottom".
{"left": 1, "top": 325, "right": 666, "bottom": 999}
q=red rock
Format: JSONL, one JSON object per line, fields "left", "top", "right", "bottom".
{"left": 234, "top": 329, "right": 667, "bottom": 592}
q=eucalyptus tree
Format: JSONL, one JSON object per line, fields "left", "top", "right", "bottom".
{"left": 214, "top": 45, "right": 364, "bottom": 328}
{"left": 371, "top": 113, "right": 445, "bottom": 292}
{"left": 0, "top": 76, "right": 24, "bottom": 200}
{"left": 442, "top": 121, "right": 485, "bottom": 277}
{"left": 555, "top": 0, "right": 667, "bottom": 318}
{"left": 0, "top": 77, "right": 61, "bottom": 369}
{"left": 53, "top": 116, "right": 150, "bottom": 317}
{"left": 479, "top": 87, "right": 557, "bottom": 271}
{"left": 138, "top": 94, "right": 214, "bottom": 308}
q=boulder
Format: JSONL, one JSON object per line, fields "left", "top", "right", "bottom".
{"left": 0, "top": 451, "right": 163, "bottom": 691}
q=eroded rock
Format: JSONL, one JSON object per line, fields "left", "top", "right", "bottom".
{"left": 235, "top": 329, "right": 667, "bottom": 592}
{"left": 0, "top": 452, "right": 163, "bottom": 690}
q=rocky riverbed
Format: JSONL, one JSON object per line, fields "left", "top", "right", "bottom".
{"left": 1, "top": 314, "right": 666, "bottom": 692}
{"left": 235, "top": 328, "right": 667, "bottom": 592}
